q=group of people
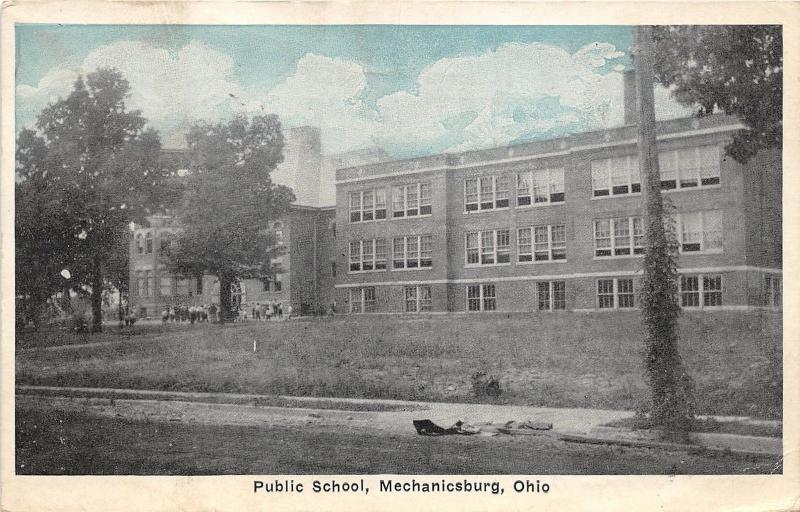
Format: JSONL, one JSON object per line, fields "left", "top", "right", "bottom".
{"left": 235, "top": 301, "right": 292, "bottom": 322}
{"left": 161, "top": 304, "right": 218, "bottom": 324}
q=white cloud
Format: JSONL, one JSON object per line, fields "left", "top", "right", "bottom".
{"left": 16, "top": 40, "right": 242, "bottom": 142}
{"left": 17, "top": 39, "right": 695, "bottom": 157}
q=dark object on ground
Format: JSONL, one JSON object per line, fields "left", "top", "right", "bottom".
{"left": 413, "top": 419, "right": 479, "bottom": 436}
{"left": 471, "top": 371, "right": 502, "bottom": 398}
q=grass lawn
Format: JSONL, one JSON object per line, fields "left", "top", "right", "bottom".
{"left": 16, "top": 403, "right": 781, "bottom": 475}
{"left": 16, "top": 311, "right": 782, "bottom": 419}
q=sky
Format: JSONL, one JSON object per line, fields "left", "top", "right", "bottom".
{"left": 15, "top": 25, "right": 693, "bottom": 159}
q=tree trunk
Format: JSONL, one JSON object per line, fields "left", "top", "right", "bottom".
{"left": 218, "top": 273, "right": 233, "bottom": 323}
{"left": 91, "top": 257, "right": 104, "bottom": 333}
{"left": 635, "top": 25, "right": 694, "bottom": 435}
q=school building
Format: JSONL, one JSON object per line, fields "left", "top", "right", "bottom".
{"left": 334, "top": 75, "right": 782, "bottom": 314}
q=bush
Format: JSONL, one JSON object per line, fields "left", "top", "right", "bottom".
{"left": 471, "top": 371, "right": 502, "bottom": 398}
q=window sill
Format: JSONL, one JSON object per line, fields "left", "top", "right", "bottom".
{"left": 590, "top": 192, "right": 642, "bottom": 200}
{"left": 348, "top": 269, "right": 388, "bottom": 275}
{"left": 391, "top": 213, "right": 433, "bottom": 221}
{"left": 593, "top": 254, "right": 645, "bottom": 261}
{"left": 517, "top": 259, "right": 569, "bottom": 265}
{"left": 464, "top": 263, "right": 512, "bottom": 268}
{"left": 515, "top": 201, "right": 566, "bottom": 209}
{"left": 679, "top": 249, "right": 724, "bottom": 255}
{"left": 463, "top": 207, "right": 511, "bottom": 215}
{"left": 663, "top": 184, "right": 721, "bottom": 194}
{"left": 349, "top": 218, "right": 388, "bottom": 225}
{"left": 391, "top": 266, "right": 434, "bottom": 272}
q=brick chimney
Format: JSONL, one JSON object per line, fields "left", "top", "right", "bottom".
{"left": 623, "top": 69, "right": 638, "bottom": 125}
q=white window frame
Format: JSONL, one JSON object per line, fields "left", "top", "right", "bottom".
{"left": 348, "top": 239, "right": 387, "bottom": 273}
{"left": 765, "top": 275, "right": 782, "bottom": 309}
{"left": 464, "top": 229, "right": 511, "bottom": 267}
{"left": 591, "top": 155, "right": 641, "bottom": 198}
{"left": 593, "top": 217, "right": 645, "bottom": 258}
{"left": 518, "top": 224, "right": 567, "bottom": 263}
{"left": 393, "top": 183, "right": 432, "bottom": 218}
{"left": 516, "top": 168, "right": 565, "bottom": 206}
{"left": 672, "top": 210, "right": 723, "bottom": 254}
{"left": 679, "top": 274, "right": 723, "bottom": 309}
{"left": 537, "top": 281, "right": 566, "bottom": 311}
{"left": 392, "top": 235, "right": 433, "bottom": 270}
{"left": 404, "top": 285, "right": 433, "bottom": 313}
{"left": 658, "top": 145, "right": 721, "bottom": 191}
{"left": 466, "top": 284, "right": 497, "bottom": 312}
{"left": 349, "top": 189, "right": 387, "bottom": 223}
{"left": 159, "top": 274, "right": 173, "bottom": 297}
{"left": 464, "top": 176, "right": 510, "bottom": 212}
{"left": 349, "top": 287, "right": 377, "bottom": 313}
{"left": 596, "top": 278, "right": 636, "bottom": 309}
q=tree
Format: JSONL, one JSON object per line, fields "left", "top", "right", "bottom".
{"left": 168, "top": 114, "right": 294, "bottom": 322}
{"left": 15, "top": 68, "right": 175, "bottom": 332}
{"left": 652, "top": 25, "right": 782, "bottom": 163}
{"left": 635, "top": 26, "right": 695, "bottom": 436}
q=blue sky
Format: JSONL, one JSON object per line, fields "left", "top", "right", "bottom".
{"left": 16, "top": 25, "right": 689, "bottom": 158}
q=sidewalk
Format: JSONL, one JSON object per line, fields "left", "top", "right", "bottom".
{"left": 16, "top": 385, "right": 782, "bottom": 456}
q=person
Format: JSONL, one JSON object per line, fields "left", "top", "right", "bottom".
{"left": 209, "top": 303, "right": 217, "bottom": 323}
{"left": 286, "top": 304, "right": 293, "bottom": 319}
{"left": 161, "top": 307, "right": 169, "bottom": 324}
{"left": 169, "top": 306, "right": 176, "bottom": 322}
{"left": 278, "top": 302, "right": 283, "bottom": 319}
{"left": 202, "top": 305, "right": 208, "bottom": 323}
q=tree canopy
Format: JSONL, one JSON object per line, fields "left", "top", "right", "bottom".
{"left": 15, "top": 67, "right": 175, "bottom": 330}
{"left": 652, "top": 25, "right": 782, "bottom": 163}
{"left": 168, "top": 114, "right": 294, "bottom": 322}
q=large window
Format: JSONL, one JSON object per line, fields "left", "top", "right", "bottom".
{"left": 765, "top": 275, "right": 782, "bottom": 308}
{"left": 594, "top": 217, "right": 645, "bottom": 257}
{"left": 393, "top": 183, "right": 432, "bottom": 218}
{"left": 135, "top": 234, "right": 144, "bottom": 254}
{"left": 672, "top": 210, "right": 723, "bottom": 253}
{"left": 658, "top": 145, "right": 720, "bottom": 190}
{"left": 404, "top": 285, "right": 432, "bottom": 312}
{"left": 146, "top": 271, "right": 155, "bottom": 297}
{"left": 596, "top": 278, "right": 635, "bottom": 309}
{"left": 464, "top": 176, "right": 510, "bottom": 211}
{"left": 349, "top": 239, "right": 387, "bottom": 272}
{"left": 680, "top": 275, "right": 722, "bottom": 308}
{"left": 145, "top": 232, "right": 153, "bottom": 254}
{"left": 591, "top": 156, "right": 641, "bottom": 197}
{"left": 392, "top": 235, "right": 433, "bottom": 269}
{"left": 159, "top": 275, "right": 172, "bottom": 296}
{"left": 159, "top": 232, "right": 173, "bottom": 256}
{"left": 516, "top": 168, "right": 565, "bottom": 206}
{"left": 465, "top": 229, "right": 510, "bottom": 265}
{"left": 136, "top": 271, "right": 146, "bottom": 297}
{"left": 349, "top": 287, "right": 377, "bottom": 313}
{"left": 537, "top": 281, "right": 566, "bottom": 311}
{"left": 467, "top": 284, "right": 496, "bottom": 311}
{"left": 518, "top": 224, "right": 566, "bottom": 262}
{"left": 349, "top": 189, "right": 387, "bottom": 223}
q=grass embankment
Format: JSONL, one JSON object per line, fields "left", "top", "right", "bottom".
{"left": 16, "top": 311, "right": 782, "bottom": 419}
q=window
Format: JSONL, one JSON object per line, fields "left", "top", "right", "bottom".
{"left": 393, "top": 183, "right": 432, "bottom": 218}
{"left": 135, "top": 234, "right": 144, "bottom": 254}
{"left": 349, "top": 239, "right": 387, "bottom": 272}
{"left": 591, "top": 156, "right": 640, "bottom": 197}
{"left": 349, "top": 189, "right": 387, "bottom": 223}
{"left": 765, "top": 275, "right": 782, "bottom": 308}
{"left": 349, "top": 287, "right": 376, "bottom": 313}
{"left": 658, "top": 145, "right": 720, "bottom": 190}
{"left": 392, "top": 235, "right": 433, "bottom": 269}
{"left": 467, "top": 284, "right": 496, "bottom": 311}
{"left": 680, "top": 275, "right": 723, "bottom": 308}
{"left": 176, "top": 278, "right": 190, "bottom": 296}
{"left": 465, "top": 229, "right": 510, "bottom": 265}
{"left": 674, "top": 210, "right": 723, "bottom": 253}
{"left": 160, "top": 275, "right": 172, "bottom": 296}
{"left": 146, "top": 271, "right": 154, "bottom": 297}
{"left": 518, "top": 225, "right": 566, "bottom": 262}
{"left": 597, "top": 278, "right": 635, "bottom": 309}
{"left": 145, "top": 232, "right": 153, "bottom": 254}
{"left": 137, "top": 272, "right": 146, "bottom": 297}
{"left": 517, "top": 168, "right": 565, "bottom": 206}
{"left": 404, "top": 285, "right": 432, "bottom": 312}
{"left": 274, "top": 279, "right": 282, "bottom": 292}
{"left": 537, "top": 281, "right": 566, "bottom": 311}
{"left": 464, "top": 176, "right": 510, "bottom": 211}
{"left": 273, "top": 222, "right": 284, "bottom": 245}
{"left": 159, "top": 232, "right": 172, "bottom": 256}
{"left": 594, "top": 217, "right": 645, "bottom": 257}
